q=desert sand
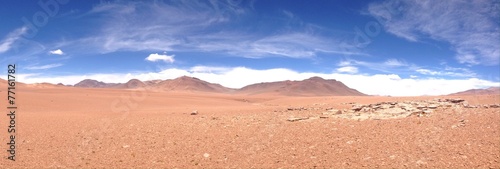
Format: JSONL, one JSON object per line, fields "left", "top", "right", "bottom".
{"left": 0, "top": 80, "right": 499, "bottom": 168}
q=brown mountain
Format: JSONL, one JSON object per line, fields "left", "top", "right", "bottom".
{"left": 153, "top": 76, "right": 234, "bottom": 93}
{"left": 237, "top": 76, "right": 366, "bottom": 96}
{"left": 448, "top": 87, "right": 500, "bottom": 96}
{"left": 74, "top": 79, "right": 120, "bottom": 88}
{"left": 114, "top": 79, "right": 146, "bottom": 89}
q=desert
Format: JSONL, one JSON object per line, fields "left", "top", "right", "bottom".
{"left": 2, "top": 0, "right": 500, "bottom": 168}
{"left": 0, "top": 77, "right": 499, "bottom": 168}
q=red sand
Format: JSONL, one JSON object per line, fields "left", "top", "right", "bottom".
{"left": 0, "top": 85, "right": 499, "bottom": 168}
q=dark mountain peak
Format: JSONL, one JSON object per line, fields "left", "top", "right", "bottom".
{"left": 306, "top": 76, "right": 326, "bottom": 81}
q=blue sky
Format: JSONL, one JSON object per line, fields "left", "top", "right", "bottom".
{"left": 1, "top": 0, "right": 499, "bottom": 96}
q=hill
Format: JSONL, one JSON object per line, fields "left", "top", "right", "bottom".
{"left": 153, "top": 76, "right": 234, "bottom": 93}
{"left": 449, "top": 87, "right": 500, "bottom": 95}
{"left": 237, "top": 76, "right": 366, "bottom": 96}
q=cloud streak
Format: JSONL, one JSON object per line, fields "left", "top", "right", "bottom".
{"left": 25, "top": 63, "right": 63, "bottom": 70}
{"left": 0, "top": 27, "right": 27, "bottom": 53}
{"left": 338, "top": 58, "right": 477, "bottom": 78}
{"left": 368, "top": 0, "right": 500, "bottom": 65}
{"left": 56, "top": 1, "right": 364, "bottom": 59}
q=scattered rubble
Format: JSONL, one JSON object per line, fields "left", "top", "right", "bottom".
{"left": 322, "top": 98, "right": 500, "bottom": 121}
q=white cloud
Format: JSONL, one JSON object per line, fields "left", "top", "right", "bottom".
{"left": 336, "top": 66, "right": 358, "bottom": 74}
{"left": 145, "top": 53, "right": 175, "bottom": 63}
{"left": 368, "top": 0, "right": 500, "bottom": 65}
{"left": 49, "top": 49, "right": 64, "bottom": 55}
{"left": 14, "top": 66, "right": 500, "bottom": 96}
{"left": 0, "top": 27, "right": 27, "bottom": 53}
{"left": 26, "top": 63, "right": 63, "bottom": 70}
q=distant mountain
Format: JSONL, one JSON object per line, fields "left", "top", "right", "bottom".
{"left": 114, "top": 79, "right": 146, "bottom": 89}
{"left": 72, "top": 76, "right": 234, "bottom": 93}
{"left": 74, "top": 79, "right": 120, "bottom": 88}
{"left": 448, "top": 87, "right": 500, "bottom": 96}
{"left": 54, "top": 76, "right": 367, "bottom": 96}
{"left": 154, "top": 76, "right": 234, "bottom": 93}
{"left": 237, "top": 76, "right": 366, "bottom": 96}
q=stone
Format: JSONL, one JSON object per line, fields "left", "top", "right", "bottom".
{"left": 447, "top": 98, "right": 465, "bottom": 103}
{"left": 287, "top": 117, "right": 309, "bottom": 122}
{"left": 191, "top": 110, "right": 198, "bottom": 115}
{"left": 489, "top": 104, "right": 500, "bottom": 108}
{"left": 416, "top": 105, "right": 427, "bottom": 109}
{"left": 464, "top": 104, "right": 477, "bottom": 108}
{"left": 427, "top": 104, "right": 438, "bottom": 109}
{"left": 329, "top": 109, "right": 342, "bottom": 114}
{"left": 351, "top": 105, "right": 363, "bottom": 111}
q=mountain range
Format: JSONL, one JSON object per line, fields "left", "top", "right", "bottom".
{"left": 72, "top": 76, "right": 366, "bottom": 96}
{"left": 3, "top": 76, "right": 499, "bottom": 96}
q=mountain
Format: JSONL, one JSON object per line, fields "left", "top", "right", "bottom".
{"left": 114, "top": 79, "right": 146, "bottom": 89}
{"left": 448, "top": 87, "right": 500, "bottom": 95}
{"left": 153, "top": 76, "right": 234, "bottom": 93}
{"left": 237, "top": 76, "right": 366, "bottom": 96}
{"left": 74, "top": 79, "right": 120, "bottom": 88}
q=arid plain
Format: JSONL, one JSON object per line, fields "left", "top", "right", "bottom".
{"left": 0, "top": 77, "right": 499, "bottom": 168}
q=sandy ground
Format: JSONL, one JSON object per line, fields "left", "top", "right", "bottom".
{"left": 0, "top": 86, "right": 499, "bottom": 168}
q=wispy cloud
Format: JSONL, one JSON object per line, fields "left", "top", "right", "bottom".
{"left": 57, "top": 1, "right": 363, "bottom": 58}
{"left": 0, "top": 27, "right": 26, "bottom": 53}
{"left": 338, "top": 58, "right": 477, "bottom": 78}
{"left": 49, "top": 49, "right": 64, "bottom": 55}
{"left": 338, "top": 58, "right": 413, "bottom": 73}
{"left": 383, "top": 59, "right": 407, "bottom": 67}
{"left": 145, "top": 53, "right": 175, "bottom": 63}
{"left": 26, "top": 63, "right": 63, "bottom": 70}
{"left": 368, "top": 0, "right": 500, "bottom": 65}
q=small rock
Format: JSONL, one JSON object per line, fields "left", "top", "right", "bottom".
{"left": 447, "top": 98, "right": 465, "bottom": 103}
{"left": 287, "top": 117, "right": 309, "bottom": 122}
{"left": 122, "top": 145, "right": 130, "bottom": 148}
{"left": 327, "top": 109, "right": 342, "bottom": 115}
{"left": 351, "top": 105, "right": 363, "bottom": 111}
{"left": 191, "top": 110, "right": 198, "bottom": 115}
{"left": 427, "top": 104, "right": 438, "bottom": 109}
{"left": 464, "top": 104, "right": 477, "bottom": 108}
{"left": 203, "top": 153, "right": 210, "bottom": 158}
{"left": 416, "top": 105, "right": 427, "bottom": 109}
{"left": 489, "top": 104, "right": 500, "bottom": 108}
